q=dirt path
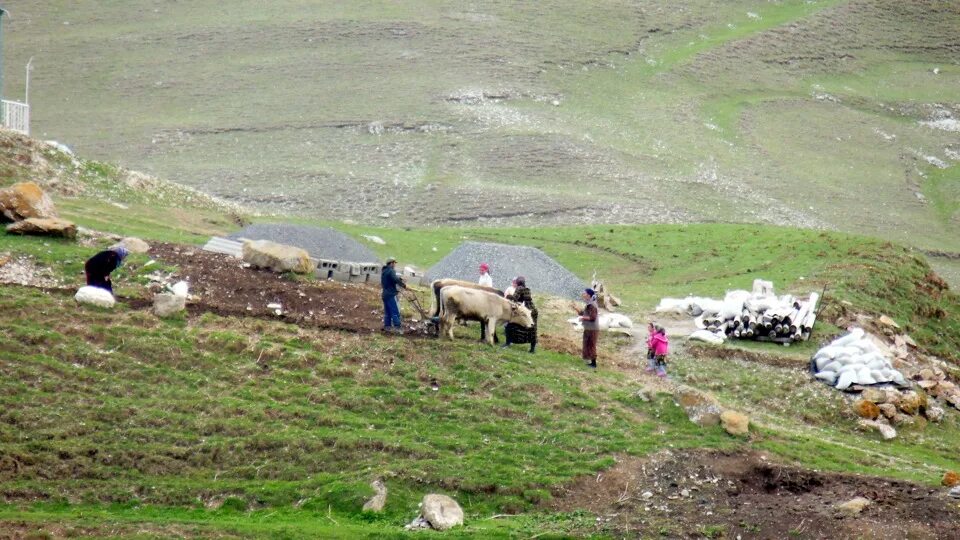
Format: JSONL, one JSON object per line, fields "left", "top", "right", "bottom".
{"left": 549, "top": 448, "right": 960, "bottom": 539}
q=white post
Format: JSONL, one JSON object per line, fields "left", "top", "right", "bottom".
{"left": 25, "top": 57, "right": 33, "bottom": 105}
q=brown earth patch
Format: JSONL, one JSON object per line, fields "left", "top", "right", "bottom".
{"left": 145, "top": 242, "right": 387, "bottom": 334}
{"left": 687, "top": 343, "right": 809, "bottom": 369}
{"left": 548, "top": 449, "right": 960, "bottom": 539}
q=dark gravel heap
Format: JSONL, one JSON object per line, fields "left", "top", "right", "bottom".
{"left": 228, "top": 224, "right": 380, "bottom": 263}
{"left": 426, "top": 241, "right": 585, "bottom": 299}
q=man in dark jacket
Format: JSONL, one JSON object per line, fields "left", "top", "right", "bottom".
{"left": 84, "top": 246, "right": 129, "bottom": 293}
{"left": 381, "top": 257, "right": 406, "bottom": 334}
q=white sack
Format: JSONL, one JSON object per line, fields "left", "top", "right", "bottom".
{"left": 75, "top": 286, "right": 116, "bottom": 308}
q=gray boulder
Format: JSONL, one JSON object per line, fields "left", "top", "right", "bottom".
{"left": 421, "top": 494, "right": 464, "bottom": 531}
{"left": 153, "top": 292, "right": 186, "bottom": 317}
{"left": 242, "top": 239, "right": 315, "bottom": 274}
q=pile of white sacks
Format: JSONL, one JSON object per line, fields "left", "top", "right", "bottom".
{"left": 812, "top": 328, "right": 907, "bottom": 390}
{"left": 567, "top": 312, "right": 634, "bottom": 335}
{"left": 656, "top": 279, "right": 819, "bottom": 344}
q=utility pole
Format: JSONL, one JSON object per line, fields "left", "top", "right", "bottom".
{"left": 25, "top": 56, "right": 32, "bottom": 104}
{"left": 0, "top": 6, "right": 7, "bottom": 102}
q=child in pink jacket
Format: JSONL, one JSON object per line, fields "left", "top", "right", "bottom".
{"left": 644, "top": 323, "right": 657, "bottom": 373}
{"left": 650, "top": 325, "right": 669, "bottom": 378}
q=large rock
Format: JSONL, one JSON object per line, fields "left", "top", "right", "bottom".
{"left": 878, "top": 403, "right": 897, "bottom": 419}
{"left": 675, "top": 389, "right": 723, "bottom": 427}
{"left": 925, "top": 406, "right": 945, "bottom": 423}
{"left": 896, "top": 391, "right": 926, "bottom": 415}
{"left": 153, "top": 293, "right": 186, "bottom": 317}
{"left": 75, "top": 286, "right": 116, "bottom": 308}
{"left": 836, "top": 497, "right": 871, "bottom": 515}
{"left": 111, "top": 237, "right": 150, "bottom": 254}
{"left": 720, "top": 410, "right": 749, "bottom": 436}
{"left": 858, "top": 419, "right": 897, "bottom": 440}
{"left": 421, "top": 494, "right": 464, "bottom": 531}
{"left": 853, "top": 399, "right": 881, "bottom": 420}
{"left": 6, "top": 217, "right": 77, "bottom": 239}
{"left": 362, "top": 479, "right": 388, "bottom": 513}
{"left": 242, "top": 239, "right": 314, "bottom": 274}
{"left": 942, "top": 471, "right": 960, "bottom": 487}
{"left": 0, "top": 182, "right": 57, "bottom": 221}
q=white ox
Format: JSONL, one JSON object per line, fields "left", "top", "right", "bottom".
{"left": 439, "top": 285, "right": 533, "bottom": 345}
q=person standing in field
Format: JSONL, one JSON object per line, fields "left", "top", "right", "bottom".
{"left": 574, "top": 288, "right": 600, "bottom": 368}
{"left": 84, "top": 246, "right": 129, "bottom": 293}
{"left": 380, "top": 257, "right": 406, "bottom": 334}
{"left": 503, "top": 276, "right": 538, "bottom": 353}
{"left": 645, "top": 322, "right": 662, "bottom": 373}
{"left": 478, "top": 262, "right": 493, "bottom": 288}
{"left": 651, "top": 325, "right": 669, "bottom": 378}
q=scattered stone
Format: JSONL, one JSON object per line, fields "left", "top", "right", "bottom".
{"left": 720, "top": 410, "right": 750, "bottom": 436}
{"left": 641, "top": 491, "right": 653, "bottom": 500}
{"left": 942, "top": 471, "right": 960, "bottom": 487}
{"left": 950, "top": 486, "right": 960, "bottom": 499}
{"left": 153, "top": 293, "right": 186, "bottom": 317}
{"left": 836, "top": 497, "right": 871, "bottom": 515}
{"left": 420, "top": 494, "right": 464, "bottom": 531}
{"left": 362, "top": 479, "right": 388, "bottom": 512}
{"left": 675, "top": 389, "right": 722, "bottom": 427}
{"left": 242, "top": 239, "right": 315, "bottom": 274}
{"left": 75, "top": 286, "right": 116, "bottom": 308}
{"left": 858, "top": 419, "right": 897, "bottom": 440}
{"left": 925, "top": 406, "right": 945, "bottom": 423}
{"left": 111, "top": 237, "right": 150, "bottom": 254}
{"left": 404, "top": 516, "right": 431, "bottom": 530}
{"left": 0, "top": 182, "right": 57, "bottom": 221}
{"left": 919, "top": 368, "right": 935, "bottom": 381}
{"left": 878, "top": 315, "right": 899, "bottom": 329}
{"left": 918, "top": 380, "right": 938, "bottom": 390}
{"left": 853, "top": 399, "right": 880, "bottom": 420}
{"left": 903, "top": 335, "right": 917, "bottom": 348}
{"left": 6, "top": 217, "right": 77, "bottom": 239}
{"left": 361, "top": 234, "right": 386, "bottom": 245}
{"left": 878, "top": 403, "right": 897, "bottom": 419}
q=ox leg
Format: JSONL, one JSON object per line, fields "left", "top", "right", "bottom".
{"left": 484, "top": 319, "right": 497, "bottom": 346}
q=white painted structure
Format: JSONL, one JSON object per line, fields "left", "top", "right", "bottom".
{"left": 1, "top": 99, "right": 29, "bottom": 135}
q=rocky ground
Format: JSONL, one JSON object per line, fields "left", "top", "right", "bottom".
{"left": 550, "top": 449, "right": 960, "bottom": 539}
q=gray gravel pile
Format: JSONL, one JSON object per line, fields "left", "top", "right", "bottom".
{"left": 228, "top": 224, "right": 380, "bottom": 263}
{"left": 426, "top": 241, "right": 585, "bottom": 299}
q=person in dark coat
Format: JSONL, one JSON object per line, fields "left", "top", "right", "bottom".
{"left": 84, "top": 246, "right": 129, "bottom": 293}
{"left": 503, "top": 276, "right": 538, "bottom": 353}
{"left": 574, "top": 288, "right": 600, "bottom": 368}
{"left": 380, "top": 257, "right": 406, "bottom": 334}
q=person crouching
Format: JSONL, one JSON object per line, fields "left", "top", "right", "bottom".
{"left": 84, "top": 246, "right": 129, "bottom": 293}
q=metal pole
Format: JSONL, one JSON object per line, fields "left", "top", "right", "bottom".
{"left": 25, "top": 56, "right": 32, "bottom": 104}
{"left": 0, "top": 7, "right": 6, "bottom": 103}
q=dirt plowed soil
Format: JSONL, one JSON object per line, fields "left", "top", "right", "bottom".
{"left": 550, "top": 449, "right": 959, "bottom": 539}
{"left": 148, "top": 243, "right": 384, "bottom": 333}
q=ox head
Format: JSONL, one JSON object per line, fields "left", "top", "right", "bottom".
{"left": 508, "top": 302, "right": 534, "bottom": 328}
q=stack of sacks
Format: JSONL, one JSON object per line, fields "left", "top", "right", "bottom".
{"left": 812, "top": 328, "right": 907, "bottom": 390}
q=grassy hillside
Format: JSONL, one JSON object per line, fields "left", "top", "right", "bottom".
{"left": 5, "top": 0, "right": 958, "bottom": 255}
{"left": 3, "top": 138, "right": 960, "bottom": 536}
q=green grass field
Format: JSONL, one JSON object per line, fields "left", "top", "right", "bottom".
{"left": 2, "top": 176, "right": 960, "bottom": 535}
